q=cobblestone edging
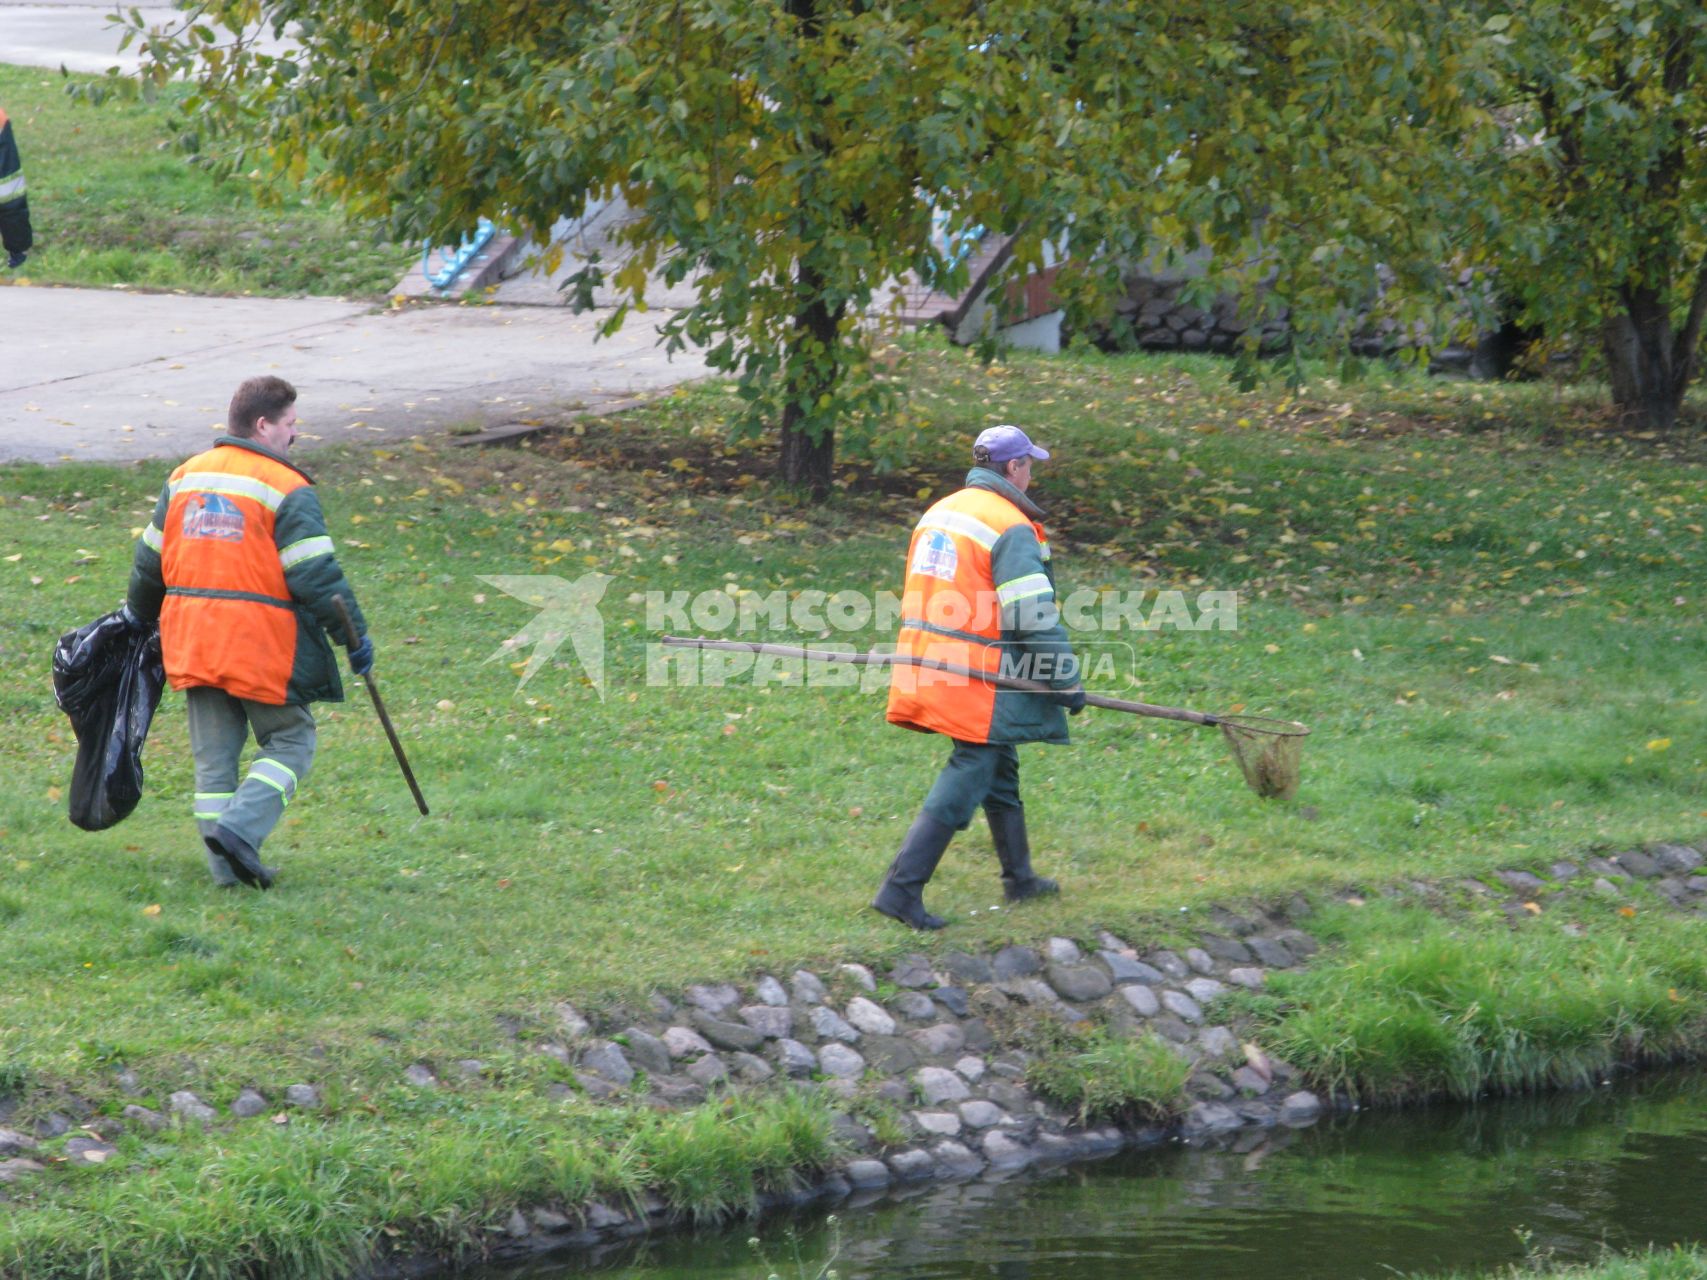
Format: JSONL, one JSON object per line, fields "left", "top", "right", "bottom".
{"left": 371, "top": 904, "right": 1330, "bottom": 1275}
{"left": 2, "top": 841, "right": 1703, "bottom": 1276}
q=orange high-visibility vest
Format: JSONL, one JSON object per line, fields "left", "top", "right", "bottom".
{"left": 157, "top": 445, "right": 309, "bottom": 704}
{"left": 886, "top": 486, "right": 1051, "bottom": 744}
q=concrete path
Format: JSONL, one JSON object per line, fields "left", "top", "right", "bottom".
{"left": 0, "top": 286, "right": 709, "bottom": 465}
{"left": 0, "top": 1, "right": 293, "bottom": 75}
{"left": 0, "top": 16, "right": 712, "bottom": 466}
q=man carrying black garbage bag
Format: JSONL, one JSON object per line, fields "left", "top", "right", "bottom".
{"left": 124, "top": 376, "right": 373, "bottom": 890}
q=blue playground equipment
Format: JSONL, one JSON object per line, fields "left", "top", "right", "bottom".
{"left": 926, "top": 208, "right": 986, "bottom": 285}
{"left": 420, "top": 217, "right": 496, "bottom": 290}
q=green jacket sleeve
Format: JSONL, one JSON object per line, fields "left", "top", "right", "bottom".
{"left": 275, "top": 487, "right": 367, "bottom": 646}
{"left": 125, "top": 482, "right": 171, "bottom": 624}
{"left": 989, "top": 524, "right": 1080, "bottom": 689}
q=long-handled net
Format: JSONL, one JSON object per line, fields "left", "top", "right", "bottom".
{"left": 1212, "top": 714, "right": 1309, "bottom": 801}
{"left": 660, "top": 636, "right": 1312, "bottom": 801}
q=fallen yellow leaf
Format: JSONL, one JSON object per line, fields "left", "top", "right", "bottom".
{"left": 142, "top": 904, "right": 162, "bottom": 917}
{"left": 1647, "top": 738, "right": 1672, "bottom": 752}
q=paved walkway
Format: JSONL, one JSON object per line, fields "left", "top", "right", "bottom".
{"left": 0, "top": 0, "right": 293, "bottom": 74}
{"left": 0, "top": 286, "right": 708, "bottom": 465}
{"left": 0, "top": 14, "right": 711, "bottom": 466}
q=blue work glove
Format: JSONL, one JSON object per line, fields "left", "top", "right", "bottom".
{"left": 1054, "top": 686, "right": 1087, "bottom": 715}
{"left": 120, "top": 603, "right": 153, "bottom": 633}
{"left": 348, "top": 634, "right": 374, "bottom": 677}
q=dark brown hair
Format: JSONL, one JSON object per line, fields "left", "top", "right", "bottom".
{"left": 227, "top": 376, "right": 297, "bottom": 438}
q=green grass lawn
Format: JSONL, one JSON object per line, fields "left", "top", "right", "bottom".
{"left": 1, "top": 340, "right": 1704, "bottom": 1272}
{"left": 1421, "top": 1247, "right": 1707, "bottom": 1279}
{"left": 0, "top": 62, "right": 411, "bottom": 296}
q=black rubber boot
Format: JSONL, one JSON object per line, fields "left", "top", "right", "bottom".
{"left": 872, "top": 813, "right": 955, "bottom": 930}
{"left": 206, "top": 828, "right": 276, "bottom": 891}
{"left": 986, "top": 804, "right": 1059, "bottom": 902}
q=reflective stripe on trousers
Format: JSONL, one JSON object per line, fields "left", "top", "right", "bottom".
{"left": 193, "top": 791, "right": 234, "bottom": 829}
{"left": 185, "top": 686, "right": 317, "bottom": 857}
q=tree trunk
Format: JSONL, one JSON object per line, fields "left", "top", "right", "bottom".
{"left": 1602, "top": 290, "right": 1685, "bottom": 432}
{"left": 1580, "top": 17, "right": 1704, "bottom": 434}
{"left": 778, "top": 263, "right": 844, "bottom": 500}
{"left": 776, "top": 0, "right": 850, "bottom": 499}
{"left": 779, "top": 400, "right": 836, "bottom": 498}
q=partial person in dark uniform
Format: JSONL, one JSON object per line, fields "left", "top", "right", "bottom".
{"left": 0, "top": 106, "right": 34, "bottom": 269}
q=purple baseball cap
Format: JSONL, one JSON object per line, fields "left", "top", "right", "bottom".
{"left": 974, "top": 424, "right": 1049, "bottom": 463}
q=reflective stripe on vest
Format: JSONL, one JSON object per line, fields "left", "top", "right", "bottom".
{"left": 168, "top": 470, "right": 288, "bottom": 512}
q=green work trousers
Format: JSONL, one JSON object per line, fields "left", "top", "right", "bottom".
{"left": 920, "top": 741, "right": 1022, "bottom": 831}
{"left": 186, "top": 687, "right": 316, "bottom": 884}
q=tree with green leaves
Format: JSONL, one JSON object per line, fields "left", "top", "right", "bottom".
{"left": 1467, "top": 3, "right": 1707, "bottom": 431}
{"left": 111, "top": 3, "right": 1502, "bottom": 490}
{"left": 112, "top": 0, "right": 1125, "bottom": 495}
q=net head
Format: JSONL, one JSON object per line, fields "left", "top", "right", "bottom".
{"left": 1217, "top": 715, "right": 1308, "bottom": 801}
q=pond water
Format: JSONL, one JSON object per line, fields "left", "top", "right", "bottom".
{"left": 479, "top": 1071, "right": 1707, "bottom": 1279}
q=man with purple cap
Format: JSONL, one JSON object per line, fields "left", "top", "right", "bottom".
{"left": 878, "top": 424, "right": 1085, "bottom": 929}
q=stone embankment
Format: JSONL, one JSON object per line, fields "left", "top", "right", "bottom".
{"left": 413, "top": 905, "right": 1330, "bottom": 1271}
{"left": 0, "top": 906, "right": 1327, "bottom": 1267}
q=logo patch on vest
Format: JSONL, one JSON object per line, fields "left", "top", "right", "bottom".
{"left": 181, "top": 493, "right": 246, "bottom": 542}
{"left": 911, "top": 529, "right": 959, "bottom": 582}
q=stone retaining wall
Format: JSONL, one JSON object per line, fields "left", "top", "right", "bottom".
{"left": 411, "top": 905, "right": 1329, "bottom": 1272}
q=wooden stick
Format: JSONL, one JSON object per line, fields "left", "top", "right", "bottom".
{"left": 334, "top": 596, "right": 430, "bottom": 816}
{"left": 658, "top": 635, "right": 1218, "bottom": 727}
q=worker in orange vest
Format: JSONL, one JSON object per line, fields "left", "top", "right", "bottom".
{"left": 877, "top": 425, "right": 1085, "bottom": 929}
{"left": 124, "top": 376, "right": 371, "bottom": 889}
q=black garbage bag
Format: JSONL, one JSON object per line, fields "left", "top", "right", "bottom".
{"left": 52, "top": 611, "right": 166, "bottom": 831}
